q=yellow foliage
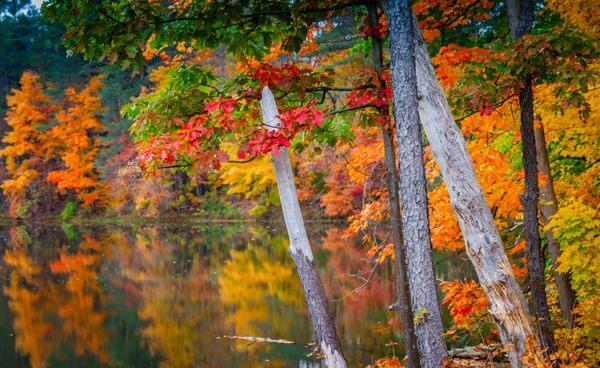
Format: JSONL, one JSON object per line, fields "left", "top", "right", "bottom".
{"left": 219, "top": 236, "right": 305, "bottom": 343}
{"left": 219, "top": 154, "right": 276, "bottom": 199}
{"left": 548, "top": 0, "right": 600, "bottom": 38}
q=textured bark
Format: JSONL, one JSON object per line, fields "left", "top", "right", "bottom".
{"left": 519, "top": 79, "right": 557, "bottom": 363}
{"left": 411, "top": 14, "right": 536, "bottom": 368}
{"left": 506, "top": 0, "right": 520, "bottom": 37}
{"left": 383, "top": 1, "right": 448, "bottom": 367}
{"left": 509, "top": 0, "right": 558, "bottom": 363}
{"left": 261, "top": 87, "right": 346, "bottom": 368}
{"left": 367, "top": 3, "right": 420, "bottom": 366}
{"left": 534, "top": 124, "right": 576, "bottom": 326}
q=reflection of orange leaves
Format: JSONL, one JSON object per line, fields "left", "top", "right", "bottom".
{"left": 3, "top": 248, "right": 40, "bottom": 283}
{"left": 4, "top": 273, "right": 57, "bottom": 368}
{"left": 441, "top": 279, "right": 490, "bottom": 330}
{"left": 49, "top": 242, "right": 110, "bottom": 363}
{"left": 321, "top": 228, "right": 347, "bottom": 252}
{"left": 50, "top": 251, "right": 97, "bottom": 275}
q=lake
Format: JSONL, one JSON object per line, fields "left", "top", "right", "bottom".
{"left": 0, "top": 221, "right": 474, "bottom": 367}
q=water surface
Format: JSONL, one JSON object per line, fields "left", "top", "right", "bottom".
{"left": 0, "top": 222, "right": 474, "bottom": 367}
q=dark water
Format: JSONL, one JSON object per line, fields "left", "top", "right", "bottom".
{"left": 0, "top": 222, "right": 475, "bottom": 367}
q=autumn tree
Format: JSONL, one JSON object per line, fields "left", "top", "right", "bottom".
{"left": 1, "top": 71, "right": 56, "bottom": 217}
{"left": 507, "top": 0, "right": 557, "bottom": 362}
{"left": 382, "top": 1, "right": 448, "bottom": 366}
{"left": 44, "top": 1, "right": 598, "bottom": 366}
{"left": 2, "top": 72, "right": 109, "bottom": 216}
{"left": 436, "top": 1, "right": 597, "bottom": 363}
{"left": 364, "top": 3, "right": 419, "bottom": 366}
{"left": 46, "top": 76, "right": 109, "bottom": 209}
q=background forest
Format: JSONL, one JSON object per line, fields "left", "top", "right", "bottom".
{"left": 0, "top": 0, "right": 598, "bottom": 367}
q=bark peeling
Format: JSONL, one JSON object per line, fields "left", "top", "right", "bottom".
{"left": 412, "top": 15, "right": 535, "bottom": 368}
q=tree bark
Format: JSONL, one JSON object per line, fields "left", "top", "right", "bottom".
{"left": 519, "top": 78, "right": 558, "bottom": 363}
{"left": 383, "top": 1, "right": 448, "bottom": 367}
{"left": 506, "top": 0, "right": 520, "bottom": 37}
{"left": 534, "top": 123, "right": 576, "bottom": 327}
{"left": 366, "top": 3, "right": 420, "bottom": 366}
{"left": 260, "top": 86, "right": 346, "bottom": 368}
{"left": 410, "top": 13, "right": 536, "bottom": 368}
{"left": 509, "top": 0, "right": 558, "bottom": 363}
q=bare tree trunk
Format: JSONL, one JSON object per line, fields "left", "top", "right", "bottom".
{"left": 260, "top": 87, "right": 346, "bottom": 368}
{"left": 383, "top": 1, "right": 448, "bottom": 367}
{"left": 509, "top": 0, "right": 558, "bottom": 363}
{"left": 534, "top": 124, "right": 576, "bottom": 327}
{"left": 410, "top": 13, "right": 536, "bottom": 368}
{"left": 506, "top": 0, "right": 520, "bottom": 37}
{"left": 366, "top": 3, "right": 420, "bottom": 366}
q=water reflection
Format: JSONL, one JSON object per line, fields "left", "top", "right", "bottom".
{"left": 0, "top": 223, "right": 474, "bottom": 367}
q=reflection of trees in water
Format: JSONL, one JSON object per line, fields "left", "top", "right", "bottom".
{"left": 111, "top": 228, "right": 228, "bottom": 368}
{"left": 3, "top": 227, "right": 56, "bottom": 368}
{"left": 2, "top": 226, "right": 110, "bottom": 367}
{"left": 0, "top": 223, "right": 476, "bottom": 367}
{"left": 319, "top": 228, "right": 400, "bottom": 361}
{"left": 219, "top": 229, "right": 311, "bottom": 364}
{"left": 219, "top": 225, "right": 403, "bottom": 364}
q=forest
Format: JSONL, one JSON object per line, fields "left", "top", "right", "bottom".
{"left": 0, "top": 0, "right": 598, "bottom": 367}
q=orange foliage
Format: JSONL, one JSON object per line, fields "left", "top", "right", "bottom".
{"left": 46, "top": 76, "right": 109, "bottom": 207}
{"left": 49, "top": 235, "right": 110, "bottom": 363}
{"left": 441, "top": 279, "right": 490, "bottom": 330}
{"left": 1, "top": 72, "right": 109, "bottom": 216}
{"left": 414, "top": 0, "right": 495, "bottom": 42}
{"left": 1, "top": 72, "right": 56, "bottom": 216}
{"left": 432, "top": 45, "right": 493, "bottom": 89}
{"left": 3, "top": 229, "right": 110, "bottom": 367}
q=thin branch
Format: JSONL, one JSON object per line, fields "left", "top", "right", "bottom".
{"left": 154, "top": 1, "right": 364, "bottom": 25}
{"left": 227, "top": 156, "right": 258, "bottom": 164}
{"left": 455, "top": 93, "right": 517, "bottom": 123}
{"left": 327, "top": 104, "right": 379, "bottom": 115}
{"left": 306, "top": 82, "right": 375, "bottom": 93}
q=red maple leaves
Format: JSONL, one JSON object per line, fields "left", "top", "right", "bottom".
{"left": 137, "top": 64, "right": 326, "bottom": 171}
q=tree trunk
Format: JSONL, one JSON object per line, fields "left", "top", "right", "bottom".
{"left": 366, "top": 3, "right": 420, "bottom": 366}
{"left": 534, "top": 123, "right": 576, "bottom": 327}
{"left": 519, "top": 78, "right": 558, "bottom": 364}
{"left": 509, "top": 0, "right": 558, "bottom": 363}
{"left": 410, "top": 13, "right": 536, "bottom": 368}
{"left": 260, "top": 86, "right": 346, "bottom": 368}
{"left": 506, "top": 0, "right": 520, "bottom": 37}
{"left": 383, "top": 1, "right": 448, "bottom": 367}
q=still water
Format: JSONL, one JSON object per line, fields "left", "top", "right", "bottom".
{"left": 0, "top": 222, "right": 474, "bottom": 367}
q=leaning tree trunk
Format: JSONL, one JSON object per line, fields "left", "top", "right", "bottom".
{"left": 383, "top": 1, "right": 448, "bottom": 367}
{"left": 260, "top": 86, "right": 346, "bottom": 368}
{"left": 366, "top": 3, "right": 420, "bottom": 366}
{"left": 410, "top": 13, "right": 537, "bottom": 368}
{"left": 534, "top": 123, "right": 576, "bottom": 327}
{"left": 509, "top": 0, "right": 558, "bottom": 363}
